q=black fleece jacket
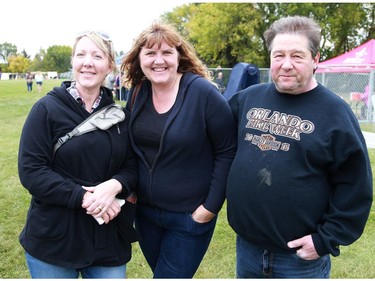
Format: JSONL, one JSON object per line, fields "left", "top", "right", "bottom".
{"left": 18, "top": 81, "right": 138, "bottom": 268}
{"left": 127, "top": 73, "right": 237, "bottom": 214}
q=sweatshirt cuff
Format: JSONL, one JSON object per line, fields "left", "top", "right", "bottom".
{"left": 312, "top": 233, "right": 340, "bottom": 257}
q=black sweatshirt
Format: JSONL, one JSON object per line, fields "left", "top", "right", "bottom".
{"left": 227, "top": 83, "right": 373, "bottom": 257}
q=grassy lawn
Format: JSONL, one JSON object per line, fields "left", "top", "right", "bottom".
{"left": 0, "top": 79, "right": 374, "bottom": 278}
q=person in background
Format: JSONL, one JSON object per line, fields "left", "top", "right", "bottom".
{"left": 226, "top": 15, "right": 373, "bottom": 278}
{"left": 358, "top": 84, "right": 371, "bottom": 119}
{"left": 214, "top": 71, "right": 225, "bottom": 93}
{"left": 120, "top": 20, "right": 237, "bottom": 278}
{"left": 114, "top": 73, "right": 121, "bottom": 100}
{"left": 105, "top": 72, "right": 116, "bottom": 96}
{"left": 18, "top": 30, "right": 138, "bottom": 278}
{"left": 34, "top": 71, "right": 44, "bottom": 93}
{"left": 26, "top": 71, "right": 33, "bottom": 92}
{"left": 352, "top": 84, "right": 372, "bottom": 119}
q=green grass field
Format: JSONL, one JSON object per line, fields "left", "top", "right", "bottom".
{"left": 0, "top": 79, "right": 374, "bottom": 278}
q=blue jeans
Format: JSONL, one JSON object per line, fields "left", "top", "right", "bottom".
{"left": 135, "top": 204, "right": 217, "bottom": 278}
{"left": 27, "top": 82, "right": 33, "bottom": 92}
{"left": 25, "top": 252, "right": 126, "bottom": 278}
{"left": 236, "top": 235, "right": 331, "bottom": 278}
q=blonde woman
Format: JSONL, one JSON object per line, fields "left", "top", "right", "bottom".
{"left": 18, "top": 31, "right": 138, "bottom": 278}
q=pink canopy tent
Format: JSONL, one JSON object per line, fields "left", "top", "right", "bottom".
{"left": 317, "top": 39, "right": 375, "bottom": 73}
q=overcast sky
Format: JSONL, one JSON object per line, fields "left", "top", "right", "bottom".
{"left": 1, "top": 0, "right": 191, "bottom": 58}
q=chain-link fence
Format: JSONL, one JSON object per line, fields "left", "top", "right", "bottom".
{"left": 315, "top": 70, "right": 375, "bottom": 132}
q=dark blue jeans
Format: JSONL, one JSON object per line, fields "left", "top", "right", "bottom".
{"left": 236, "top": 235, "right": 331, "bottom": 278}
{"left": 27, "top": 82, "right": 33, "bottom": 92}
{"left": 135, "top": 204, "right": 217, "bottom": 278}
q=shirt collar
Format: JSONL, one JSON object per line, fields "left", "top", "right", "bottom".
{"left": 67, "top": 81, "right": 102, "bottom": 112}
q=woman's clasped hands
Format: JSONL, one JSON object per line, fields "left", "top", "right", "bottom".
{"left": 81, "top": 179, "right": 123, "bottom": 224}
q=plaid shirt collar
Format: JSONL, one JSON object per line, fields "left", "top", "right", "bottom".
{"left": 67, "top": 81, "right": 102, "bottom": 112}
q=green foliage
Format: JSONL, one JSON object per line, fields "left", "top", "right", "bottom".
{"left": 187, "top": 3, "right": 264, "bottom": 67}
{"left": 316, "top": 3, "right": 367, "bottom": 61}
{"left": 0, "top": 43, "right": 72, "bottom": 73}
{"left": 0, "top": 42, "right": 17, "bottom": 61}
{"left": 176, "top": 3, "right": 265, "bottom": 67}
{"left": 21, "top": 49, "right": 31, "bottom": 59}
{"left": 7, "top": 55, "right": 31, "bottom": 73}
{"left": 165, "top": 3, "right": 375, "bottom": 68}
{"left": 43, "top": 45, "right": 72, "bottom": 73}
{"left": 363, "top": 3, "right": 375, "bottom": 40}
{"left": 30, "top": 49, "right": 47, "bottom": 71}
{"left": 0, "top": 80, "right": 374, "bottom": 278}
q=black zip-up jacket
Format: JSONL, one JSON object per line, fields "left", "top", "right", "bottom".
{"left": 18, "top": 81, "right": 138, "bottom": 268}
{"left": 126, "top": 73, "right": 237, "bottom": 214}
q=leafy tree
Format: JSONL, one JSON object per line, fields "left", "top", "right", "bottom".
{"left": 187, "top": 3, "right": 264, "bottom": 67}
{"left": 0, "top": 42, "right": 17, "bottom": 62}
{"left": 30, "top": 48, "right": 47, "bottom": 71}
{"left": 165, "top": 3, "right": 372, "bottom": 68}
{"left": 166, "top": 3, "right": 265, "bottom": 67}
{"left": 43, "top": 45, "right": 72, "bottom": 73}
{"left": 312, "top": 3, "right": 367, "bottom": 61}
{"left": 255, "top": 3, "right": 366, "bottom": 62}
{"left": 21, "top": 49, "right": 30, "bottom": 59}
{"left": 7, "top": 55, "right": 30, "bottom": 73}
{"left": 162, "top": 3, "right": 197, "bottom": 38}
{"left": 360, "top": 3, "right": 375, "bottom": 42}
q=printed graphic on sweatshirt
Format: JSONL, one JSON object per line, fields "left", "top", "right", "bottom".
{"left": 245, "top": 107, "right": 315, "bottom": 151}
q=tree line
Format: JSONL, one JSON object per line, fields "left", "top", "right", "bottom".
{"left": 0, "top": 44, "right": 73, "bottom": 75}
{"left": 163, "top": 2, "right": 375, "bottom": 68}
{"left": 1, "top": 2, "right": 374, "bottom": 74}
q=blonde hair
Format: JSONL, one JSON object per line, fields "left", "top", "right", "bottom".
{"left": 72, "top": 31, "right": 116, "bottom": 76}
{"left": 120, "top": 20, "right": 210, "bottom": 88}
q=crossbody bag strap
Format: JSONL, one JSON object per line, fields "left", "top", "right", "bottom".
{"left": 53, "top": 104, "right": 125, "bottom": 156}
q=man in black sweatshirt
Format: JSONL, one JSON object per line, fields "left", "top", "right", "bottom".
{"left": 226, "top": 15, "right": 373, "bottom": 278}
